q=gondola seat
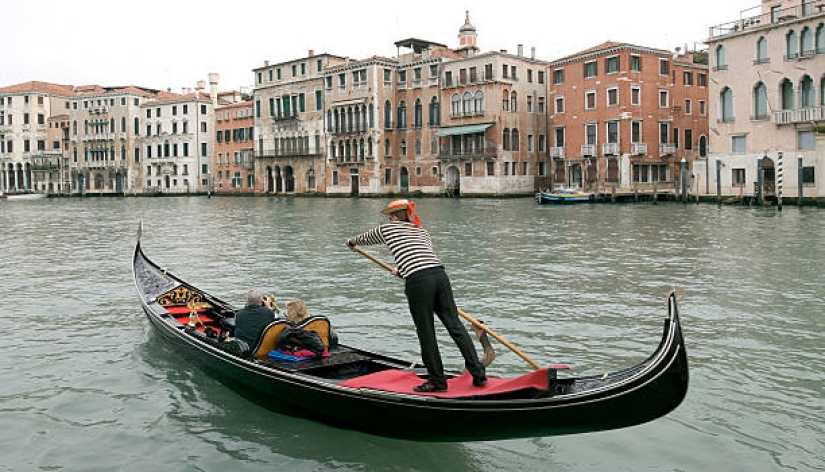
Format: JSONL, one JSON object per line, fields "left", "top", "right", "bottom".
{"left": 251, "top": 316, "right": 335, "bottom": 359}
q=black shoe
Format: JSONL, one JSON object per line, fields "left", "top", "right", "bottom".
{"left": 413, "top": 381, "right": 447, "bottom": 393}
{"left": 473, "top": 376, "right": 488, "bottom": 387}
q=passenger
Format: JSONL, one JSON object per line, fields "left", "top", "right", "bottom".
{"left": 347, "top": 199, "right": 487, "bottom": 393}
{"left": 234, "top": 289, "right": 276, "bottom": 348}
{"left": 285, "top": 299, "right": 311, "bottom": 325}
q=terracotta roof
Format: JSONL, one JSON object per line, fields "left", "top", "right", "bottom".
{"left": 551, "top": 41, "right": 671, "bottom": 64}
{"left": 0, "top": 80, "right": 76, "bottom": 96}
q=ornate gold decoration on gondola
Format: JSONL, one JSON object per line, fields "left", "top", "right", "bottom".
{"left": 157, "top": 286, "right": 210, "bottom": 308}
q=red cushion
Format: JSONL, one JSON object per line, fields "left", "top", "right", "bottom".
{"left": 165, "top": 306, "right": 204, "bottom": 315}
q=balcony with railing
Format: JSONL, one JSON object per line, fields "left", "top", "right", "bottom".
{"left": 709, "top": 2, "right": 823, "bottom": 39}
{"left": 659, "top": 143, "right": 676, "bottom": 155}
{"left": 631, "top": 142, "right": 648, "bottom": 156}
{"left": 581, "top": 144, "right": 597, "bottom": 157}
{"left": 549, "top": 147, "right": 565, "bottom": 159}
{"left": 438, "top": 143, "right": 497, "bottom": 160}
{"left": 774, "top": 106, "right": 825, "bottom": 124}
{"left": 602, "top": 142, "right": 620, "bottom": 156}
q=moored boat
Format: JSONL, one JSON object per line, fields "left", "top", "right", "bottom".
{"left": 0, "top": 190, "right": 47, "bottom": 201}
{"left": 132, "top": 223, "right": 688, "bottom": 441}
{"left": 535, "top": 189, "right": 594, "bottom": 204}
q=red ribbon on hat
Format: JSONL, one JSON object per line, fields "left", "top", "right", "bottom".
{"left": 407, "top": 202, "right": 421, "bottom": 227}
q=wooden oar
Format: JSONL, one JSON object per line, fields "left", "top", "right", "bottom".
{"left": 351, "top": 245, "right": 542, "bottom": 370}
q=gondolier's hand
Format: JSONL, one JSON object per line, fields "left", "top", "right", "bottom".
{"left": 390, "top": 267, "right": 399, "bottom": 277}
{"left": 346, "top": 239, "right": 356, "bottom": 251}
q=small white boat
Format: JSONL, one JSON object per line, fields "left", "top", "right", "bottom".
{"left": 0, "top": 191, "right": 47, "bottom": 201}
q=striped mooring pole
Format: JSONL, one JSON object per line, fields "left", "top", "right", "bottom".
{"left": 777, "top": 152, "right": 783, "bottom": 211}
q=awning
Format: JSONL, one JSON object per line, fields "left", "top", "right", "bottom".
{"left": 434, "top": 123, "right": 492, "bottom": 137}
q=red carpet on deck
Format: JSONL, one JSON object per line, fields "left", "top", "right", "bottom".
{"left": 338, "top": 367, "right": 563, "bottom": 398}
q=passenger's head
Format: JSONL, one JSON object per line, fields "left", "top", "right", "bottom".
{"left": 246, "top": 289, "right": 264, "bottom": 307}
{"left": 286, "top": 299, "right": 310, "bottom": 324}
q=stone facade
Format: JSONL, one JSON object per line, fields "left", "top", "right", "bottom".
{"left": 0, "top": 81, "right": 74, "bottom": 193}
{"left": 252, "top": 52, "right": 348, "bottom": 194}
{"left": 701, "top": 1, "right": 825, "bottom": 200}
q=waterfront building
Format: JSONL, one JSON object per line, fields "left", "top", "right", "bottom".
{"left": 140, "top": 76, "right": 220, "bottom": 194}
{"left": 213, "top": 99, "right": 254, "bottom": 193}
{"left": 67, "top": 84, "right": 163, "bottom": 194}
{"left": 0, "top": 81, "right": 74, "bottom": 193}
{"left": 701, "top": 0, "right": 824, "bottom": 201}
{"left": 436, "top": 23, "right": 551, "bottom": 196}
{"left": 547, "top": 42, "right": 709, "bottom": 194}
{"left": 253, "top": 52, "right": 348, "bottom": 194}
{"left": 324, "top": 12, "right": 551, "bottom": 196}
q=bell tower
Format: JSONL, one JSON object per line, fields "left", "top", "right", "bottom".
{"left": 457, "top": 11, "right": 479, "bottom": 55}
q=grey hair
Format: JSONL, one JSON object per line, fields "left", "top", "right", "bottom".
{"left": 246, "top": 289, "right": 264, "bottom": 307}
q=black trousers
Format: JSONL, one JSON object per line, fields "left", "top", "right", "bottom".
{"left": 404, "top": 268, "right": 485, "bottom": 388}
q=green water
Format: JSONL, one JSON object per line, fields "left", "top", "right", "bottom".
{"left": 0, "top": 197, "right": 822, "bottom": 471}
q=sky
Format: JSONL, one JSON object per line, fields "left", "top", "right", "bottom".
{"left": 0, "top": 0, "right": 758, "bottom": 94}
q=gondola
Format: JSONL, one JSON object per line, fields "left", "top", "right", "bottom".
{"left": 132, "top": 224, "right": 688, "bottom": 442}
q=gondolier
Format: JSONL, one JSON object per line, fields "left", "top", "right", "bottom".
{"left": 347, "top": 199, "right": 487, "bottom": 393}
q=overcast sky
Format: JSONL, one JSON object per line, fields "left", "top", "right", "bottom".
{"left": 1, "top": 0, "right": 756, "bottom": 93}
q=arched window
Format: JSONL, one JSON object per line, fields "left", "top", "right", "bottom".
{"left": 384, "top": 101, "right": 392, "bottom": 128}
{"left": 367, "top": 137, "right": 373, "bottom": 156}
{"left": 474, "top": 91, "right": 485, "bottom": 114}
{"left": 817, "top": 24, "right": 825, "bottom": 53}
{"left": 502, "top": 90, "right": 510, "bottom": 111}
{"left": 753, "top": 82, "right": 768, "bottom": 119}
{"left": 133, "top": 118, "right": 139, "bottom": 134}
{"left": 400, "top": 140, "right": 407, "bottom": 156}
{"left": 780, "top": 79, "right": 794, "bottom": 109}
{"left": 786, "top": 30, "right": 799, "bottom": 59}
{"left": 800, "top": 75, "right": 814, "bottom": 108}
{"left": 801, "top": 27, "right": 814, "bottom": 56}
{"left": 397, "top": 101, "right": 407, "bottom": 129}
{"left": 384, "top": 138, "right": 390, "bottom": 156}
{"left": 120, "top": 117, "right": 126, "bottom": 133}
{"left": 462, "top": 91, "right": 473, "bottom": 115}
{"left": 755, "top": 37, "right": 768, "bottom": 63}
{"left": 414, "top": 99, "right": 422, "bottom": 128}
{"left": 429, "top": 97, "right": 440, "bottom": 126}
{"left": 451, "top": 93, "right": 461, "bottom": 116}
{"left": 510, "top": 91, "right": 518, "bottom": 112}
{"left": 415, "top": 139, "right": 421, "bottom": 155}
{"left": 720, "top": 87, "right": 734, "bottom": 122}
{"left": 369, "top": 103, "right": 375, "bottom": 128}
{"left": 326, "top": 110, "right": 332, "bottom": 132}
{"left": 511, "top": 129, "right": 520, "bottom": 151}
{"left": 715, "top": 45, "right": 727, "bottom": 69}
{"left": 503, "top": 128, "right": 510, "bottom": 150}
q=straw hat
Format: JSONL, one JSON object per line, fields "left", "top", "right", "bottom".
{"left": 380, "top": 199, "right": 411, "bottom": 215}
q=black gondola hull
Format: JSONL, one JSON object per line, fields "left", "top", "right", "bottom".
{"left": 134, "top": 229, "right": 688, "bottom": 442}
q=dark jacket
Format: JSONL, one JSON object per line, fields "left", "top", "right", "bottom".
{"left": 234, "top": 304, "right": 276, "bottom": 347}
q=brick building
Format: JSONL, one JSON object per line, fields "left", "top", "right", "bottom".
{"left": 547, "top": 42, "right": 709, "bottom": 193}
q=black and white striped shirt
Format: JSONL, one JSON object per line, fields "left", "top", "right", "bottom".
{"left": 351, "top": 221, "right": 442, "bottom": 279}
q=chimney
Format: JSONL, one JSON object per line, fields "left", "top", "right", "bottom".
{"left": 264, "top": 60, "right": 270, "bottom": 67}
{"left": 308, "top": 49, "right": 314, "bottom": 57}
{"left": 208, "top": 73, "right": 219, "bottom": 108}
{"left": 500, "top": 49, "right": 507, "bottom": 54}
{"left": 531, "top": 46, "right": 536, "bottom": 60}
{"left": 518, "top": 44, "right": 523, "bottom": 57}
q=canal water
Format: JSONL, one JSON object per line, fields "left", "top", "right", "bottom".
{"left": 0, "top": 197, "right": 822, "bottom": 471}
